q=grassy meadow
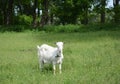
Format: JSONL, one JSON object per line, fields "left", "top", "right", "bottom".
{"left": 0, "top": 30, "right": 120, "bottom": 84}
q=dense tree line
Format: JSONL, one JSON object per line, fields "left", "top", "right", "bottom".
{"left": 0, "top": 0, "right": 120, "bottom": 27}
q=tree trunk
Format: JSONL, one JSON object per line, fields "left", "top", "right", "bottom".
{"left": 38, "top": 7, "right": 40, "bottom": 17}
{"left": 101, "top": 10, "right": 105, "bottom": 23}
{"left": 6, "top": 0, "right": 14, "bottom": 25}
{"left": 3, "top": 2, "right": 7, "bottom": 25}
{"left": 40, "top": 0, "right": 49, "bottom": 27}
{"left": 81, "top": 8, "right": 88, "bottom": 25}
{"left": 84, "top": 8, "right": 88, "bottom": 25}
{"left": 50, "top": 13, "right": 53, "bottom": 24}
{"left": 32, "top": 0, "right": 38, "bottom": 27}
{"left": 18, "top": 3, "right": 23, "bottom": 15}
{"left": 3, "top": 10, "right": 7, "bottom": 25}
{"left": 100, "top": 0, "right": 106, "bottom": 23}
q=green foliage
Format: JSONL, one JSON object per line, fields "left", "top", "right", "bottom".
{"left": 0, "top": 31, "right": 120, "bottom": 84}
{"left": 0, "top": 25, "right": 32, "bottom": 32}
{"left": 113, "top": 5, "right": 120, "bottom": 22}
{"left": 18, "top": 15, "right": 32, "bottom": 25}
{"left": 0, "top": 0, "right": 119, "bottom": 26}
{"left": 52, "top": 0, "right": 94, "bottom": 24}
{"left": 41, "top": 23, "right": 120, "bottom": 33}
{"left": 42, "top": 24, "right": 81, "bottom": 32}
{"left": 13, "top": 15, "right": 33, "bottom": 26}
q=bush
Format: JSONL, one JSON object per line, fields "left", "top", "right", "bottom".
{"left": 0, "top": 23, "right": 119, "bottom": 32}
{"left": 0, "top": 25, "right": 33, "bottom": 32}
{"left": 42, "top": 24, "right": 82, "bottom": 33}
{"left": 19, "top": 15, "right": 32, "bottom": 25}
{"left": 41, "top": 23, "right": 120, "bottom": 33}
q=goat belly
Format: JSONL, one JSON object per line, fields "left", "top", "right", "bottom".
{"left": 41, "top": 55, "right": 55, "bottom": 64}
{"left": 42, "top": 59, "right": 52, "bottom": 64}
{"left": 55, "top": 58, "right": 62, "bottom": 64}
{"left": 57, "top": 59, "right": 62, "bottom": 64}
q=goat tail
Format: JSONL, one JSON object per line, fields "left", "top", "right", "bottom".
{"left": 37, "top": 45, "right": 40, "bottom": 49}
{"left": 37, "top": 45, "right": 44, "bottom": 58}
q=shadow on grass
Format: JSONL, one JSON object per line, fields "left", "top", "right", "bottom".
{"left": 35, "top": 64, "right": 53, "bottom": 74}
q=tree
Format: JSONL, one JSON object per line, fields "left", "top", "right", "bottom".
{"left": 0, "top": 0, "right": 7, "bottom": 24}
{"left": 6, "top": 0, "right": 14, "bottom": 25}
{"left": 0, "top": 0, "right": 14, "bottom": 25}
{"left": 32, "top": 0, "right": 38, "bottom": 27}
{"left": 0, "top": 0, "right": 118, "bottom": 26}
{"left": 100, "top": 0, "right": 106, "bottom": 23}
{"left": 50, "top": 0, "right": 94, "bottom": 25}
{"left": 53, "top": 0, "right": 78, "bottom": 24}
{"left": 40, "top": 0, "right": 49, "bottom": 27}
{"left": 15, "top": 0, "right": 34, "bottom": 16}
{"left": 113, "top": 0, "right": 120, "bottom": 23}
{"left": 93, "top": 0, "right": 107, "bottom": 23}
{"left": 79, "top": 0, "right": 92, "bottom": 24}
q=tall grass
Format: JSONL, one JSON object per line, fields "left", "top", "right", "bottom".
{"left": 0, "top": 30, "right": 120, "bottom": 84}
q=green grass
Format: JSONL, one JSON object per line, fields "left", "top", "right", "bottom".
{"left": 0, "top": 30, "right": 120, "bottom": 84}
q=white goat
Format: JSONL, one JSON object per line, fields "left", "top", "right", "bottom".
{"left": 37, "top": 42, "right": 64, "bottom": 74}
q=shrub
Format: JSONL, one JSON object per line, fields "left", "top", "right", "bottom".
{"left": 42, "top": 23, "right": 120, "bottom": 33}
{"left": 42, "top": 24, "right": 82, "bottom": 33}
{"left": 0, "top": 23, "right": 119, "bottom": 32}
{"left": 0, "top": 25, "right": 33, "bottom": 32}
{"left": 18, "top": 15, "right": 32, "bottom": 25}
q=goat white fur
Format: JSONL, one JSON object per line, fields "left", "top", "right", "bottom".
{"left": 37, "top": 42, "right": 64, "bottom": 74}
